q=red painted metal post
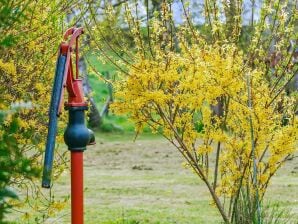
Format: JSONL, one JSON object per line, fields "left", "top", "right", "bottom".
{"left": 71, "top": 151, "right": 84, "bottom": 224}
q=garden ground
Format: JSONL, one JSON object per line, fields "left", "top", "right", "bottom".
{"left": 46, "top": 133, "right": 298, "bottom": 224}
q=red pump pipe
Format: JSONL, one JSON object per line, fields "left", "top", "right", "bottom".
{"left": 71, "top": 152, "right": 84, "bottom": 224}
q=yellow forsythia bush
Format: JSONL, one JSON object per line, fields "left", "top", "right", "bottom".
{"left": 105, "top": 1, "right": 298, "bottom": 223}
{"left": 0, "top": 0, "right": 70, "bottom": 222}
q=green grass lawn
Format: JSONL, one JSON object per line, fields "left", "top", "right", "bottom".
{"left": 6, "top": 134, "right": 298, "bottom": 224}
{"left": 37, "top": 134, "right": 298, "bottom": 224}
{"left": 45, "top": 136, "right": 224, "bottom": 224}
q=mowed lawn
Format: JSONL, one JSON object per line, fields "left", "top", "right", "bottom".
{"left": 45, "top": 133, "right": 298, "bottom": 224}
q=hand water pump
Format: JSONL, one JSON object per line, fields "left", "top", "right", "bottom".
{"left": 42, "top": 27, "right": 95, "bottom": 224}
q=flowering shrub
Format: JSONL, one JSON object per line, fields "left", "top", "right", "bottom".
{"left": 0, "top": 0, "right": 70, "bottom": 222}
{"left": 112, "top": 41, "right": 297, "bottom": 223}
{"left": 88, "top": 1, "right": 298, "bottom": 223}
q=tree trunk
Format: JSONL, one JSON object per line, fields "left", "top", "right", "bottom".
{"left": 100, "top": 71, "right": 113, "bottom": 118}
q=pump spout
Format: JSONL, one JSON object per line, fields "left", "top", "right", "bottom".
{"left": 88, "top": 129, "right": 95, "bottom": 145}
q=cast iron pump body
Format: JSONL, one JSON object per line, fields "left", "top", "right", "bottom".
{"left": 42, "top": 27, "right": 95, "bottom": 224}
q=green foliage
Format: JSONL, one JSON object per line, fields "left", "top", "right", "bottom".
{"left": 87, "top": 54, "right": 138, "bottom": 133}
{"left": 0, "top": 0, "right": 30, "bottom": 47}
{"left": 0, "top": 34, "right": 16, "bottom": 47}
{"left": 0, "top": 0, "right": 70, "bottom": 221}
{"left": 0, "top": 107, "right": 40, "bottom": 222}
{"left": 99, "top": 119, "right": 123, "bottom": 132}
{"left": 261, "top": 202, "right": 292, "bottom": 224}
